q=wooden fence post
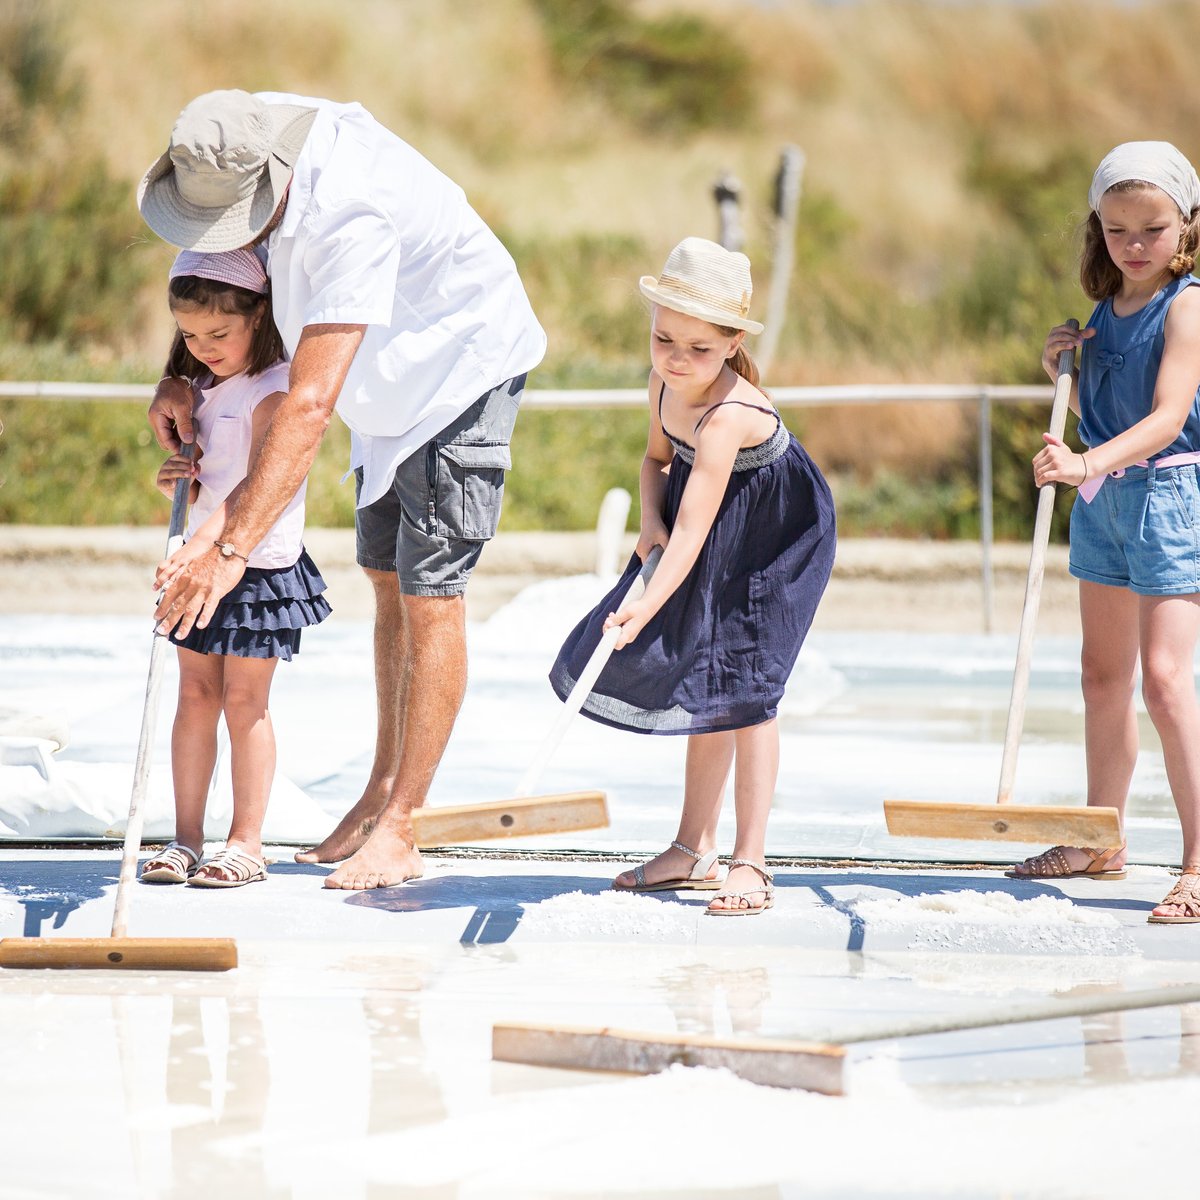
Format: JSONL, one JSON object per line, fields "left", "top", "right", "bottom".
{"left": 712, "top": 172, "right": 744, "bottom": 252}
{"left": 757, "top": 145, "right": 804, "bottom": 380}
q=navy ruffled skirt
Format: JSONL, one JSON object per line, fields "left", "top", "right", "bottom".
{"left": 170, "top": 548, "right": 331, "bottom": 661}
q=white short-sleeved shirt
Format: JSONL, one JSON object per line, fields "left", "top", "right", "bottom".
{"left": 187, "top": 361, "right": 305, "bottom": 569}
{"left": 255, "top": 92, "right": 547, "bottom": 508}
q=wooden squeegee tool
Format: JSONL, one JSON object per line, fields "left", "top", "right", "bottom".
{"left": 884, "top": 322, "right": 1121, "bottom": 846}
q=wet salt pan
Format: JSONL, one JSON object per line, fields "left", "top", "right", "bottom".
{"left": 518, "top": 889, "right": 698, "bottom": 940}
{"left": 857, "top": 890, "right": 1138, "bottom": 956}
{"left": 347, "top": 1059, "right": 1192, "bottom": 1196}
{"left": 859, "top": 890, "right": 1116, "bottom": 926}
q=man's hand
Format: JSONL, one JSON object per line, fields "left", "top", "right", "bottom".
{"left": 149, "top": 376, "right": 196, "bottom": 453}
{"left": 154, "top": 547, "right": 244, "bottom": 639}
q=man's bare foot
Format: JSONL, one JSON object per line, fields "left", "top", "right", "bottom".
{"left": 295, "top": 785, "right": 392, "bottom": 864}
{"left": 323, "top": 825, "right": 424, "bottom": 890}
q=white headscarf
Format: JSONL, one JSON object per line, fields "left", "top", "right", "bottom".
{"left": 1088, "top": 141, "right": 1200, "bottom": 217}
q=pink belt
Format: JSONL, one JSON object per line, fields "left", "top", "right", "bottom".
{"left": 1078, "top": 450, "right": 1200, "bottom": 503}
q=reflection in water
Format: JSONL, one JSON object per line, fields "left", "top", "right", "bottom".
{"left": 1080, "top": 999, "right": 1200, "bottom": 1085}
{"left": 660, "top": 963, "right": 771, "bottom": 1039}
{"left": 107, "top": 953, "right": 461, "bottom": 1198}
{"left": 13, "top": 948, "right": 1200, "bottom": 1197}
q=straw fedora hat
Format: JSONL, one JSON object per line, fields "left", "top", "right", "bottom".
{"left": 138, "top": 89, "right": 318, "bottom": 253}
{"left": 638, "top": 237, "right": 764, "bottom": 335}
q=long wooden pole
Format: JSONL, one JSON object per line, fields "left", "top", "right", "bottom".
{"left": 111, "top": 445, "right": 193, "bottom": 938}
{"left": 512, "top": 547, "right": 662, "bottom": 799}
{"left": 996, "top": 321, "right": 1078, "bottom": 806}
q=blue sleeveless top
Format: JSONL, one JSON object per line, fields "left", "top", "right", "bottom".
{"left": 1077, "top": 274, "right": 1200, "bottom": 456}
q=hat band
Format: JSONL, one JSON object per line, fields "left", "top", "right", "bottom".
{"left": 657, "top": 273, "right": 750, "bottom": 319}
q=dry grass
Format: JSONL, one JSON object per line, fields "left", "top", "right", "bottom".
{"left": 26, "top": 0, "right": 1200, "bottom": 486}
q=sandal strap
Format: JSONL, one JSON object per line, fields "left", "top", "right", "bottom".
{"left": 196, "top": 846, "right": 263, "bottom": 882}
{"left": 726, "top": 858, "right": 773, "bottom": 882}
{"left": 145, "top": 841, "right": 201, "bottom": 869}
{"left": 1020, "top": 846, "right": 1071, "bottom": 877}
{"left": 1084, "top": 844, "right": 1126, "bottom": 871}
{"left": 670, "top": 840, "right": 719, "bottom": 880}
{"left": 1158, "top": 873, "right": 1200, "bottom": 916}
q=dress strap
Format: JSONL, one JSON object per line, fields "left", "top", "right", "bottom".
{"left": 693, "top": 398, "right": 780, "bottom": 435}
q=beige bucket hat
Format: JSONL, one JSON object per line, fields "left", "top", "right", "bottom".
{"left": 138, "top": 89, "right": 318, "bottom": 252}
{"left": 639, "top": 237, "right": 764, "bottom": 334}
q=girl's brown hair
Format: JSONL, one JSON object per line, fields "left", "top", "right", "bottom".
{"left": 1080, "top": 180, "right": 1200, "bottom": 301}
{"left": 714, "top": 324, "right": 764, "bottom": 393}
{"left": 164, "top": 275, "right": 284, "bottom": 380}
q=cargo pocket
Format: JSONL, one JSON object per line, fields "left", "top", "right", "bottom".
{"left": 433, "top": 442, "right": 512, "bottom": 541}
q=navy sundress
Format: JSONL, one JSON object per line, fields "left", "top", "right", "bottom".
{"left": 550, "top": 387, "right": 836, "bottom": 734}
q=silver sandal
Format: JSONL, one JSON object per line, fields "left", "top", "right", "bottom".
{"left": 613, "top": 840, "right": 724, "bottom": 892}
{"left": 187, "top": 845, "right": 267, "bottom": 889}
{"left": 706, "top": 859, "right": 774, "bottom": 916}
{"left": 140, "top": 841, "right": 203, "bottom": 885}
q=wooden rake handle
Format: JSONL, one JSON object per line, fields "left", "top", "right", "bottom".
{"left": 512, "top": 545, "right": 663, "bottom": 799}
{"left": 111, "top": 442, "right": 195, "bottom": 938}
{"left": 996, "top": 321, "right": 1079, "bottom": 805}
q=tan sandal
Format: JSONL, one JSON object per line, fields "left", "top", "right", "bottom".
{"left": 1148, "top": 866, "right": 1200, "bottom": 925}
{"left": 612, "top": 841, "right": 724, "bottom": 893}
{"left": 1006, "top": 844, "right": 1126, "bottom": 881}
{"left": 140, "top": 842, "right": 202, "bottom": 884}
{"left": 706, "top": 860, "right": 774, "bottom": 917}
{"left": 187, "top": 845, "right": 267, "bottom": 889}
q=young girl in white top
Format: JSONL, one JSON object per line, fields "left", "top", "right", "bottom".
{"left": 551, "top": 238, "right": 836, "bottom": 915}
{"left": 141, "top": 248, "right": 331, "bottom": 888}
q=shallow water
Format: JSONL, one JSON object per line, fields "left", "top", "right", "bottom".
{"left": 2, "top": 935, "right": 1198, "bottom": 1199}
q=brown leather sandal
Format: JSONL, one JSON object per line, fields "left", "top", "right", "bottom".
{"left": 1147, "top": 866, "right": 1200, "bottom": 925}
{"left": 1005, "top": 844, "right": 1126, "bottom": 881}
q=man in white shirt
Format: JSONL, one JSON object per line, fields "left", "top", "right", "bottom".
{"left": 140, "top": 90, "right": 546, "bottom": 890}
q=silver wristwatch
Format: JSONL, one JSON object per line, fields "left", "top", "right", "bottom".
{"left": 214, "top": 541, "right": 249, "bottom": 563}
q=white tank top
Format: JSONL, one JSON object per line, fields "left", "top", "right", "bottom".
{"left": 185, "top": 361, "right": 304, "bottom": 569}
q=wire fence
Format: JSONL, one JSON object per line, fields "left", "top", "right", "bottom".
{"left": 0, "top": 379, "right": 1056, "bottom": 631}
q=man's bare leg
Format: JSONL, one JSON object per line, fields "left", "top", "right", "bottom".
{"left": 325, "top": 592, "right": 467, "bottom": 889}
{"left": 296, "top": 568, "right": 408, "bottom": 864}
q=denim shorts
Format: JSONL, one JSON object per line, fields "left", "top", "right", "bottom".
{"left": 1069, "top": 462, "right": 1200, "bottom": 595}
{"left": 355, "top": 375, "right": 524, "bottom": 596}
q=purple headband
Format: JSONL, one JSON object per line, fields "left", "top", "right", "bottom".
{"left": 169, "top": 248, "right": 268, "bottom": 295}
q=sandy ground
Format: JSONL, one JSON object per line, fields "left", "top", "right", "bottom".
{"left": 0, "top": 525, "right": 1083, "bottom": 635}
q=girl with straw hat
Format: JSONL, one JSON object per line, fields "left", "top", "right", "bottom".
{"left": 550, "top": 237, "right": 837, "bottom": 915}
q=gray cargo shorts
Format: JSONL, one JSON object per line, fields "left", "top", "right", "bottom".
{"left": 355, "top": 375, "right": 525, "bottom": 596}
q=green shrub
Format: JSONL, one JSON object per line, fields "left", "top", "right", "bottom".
{"left": 533, "top": 0, "right": 753, "bottom": 132}
{"left": 828, "top": 469, "right": 979, "bottom": 540}
{"left": 0, "top": 2, "right": 156, "bottom": 347}
{"left": 0, "top": 161, "right": 157, "bottom": 346}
